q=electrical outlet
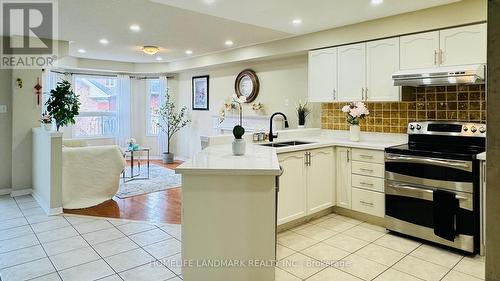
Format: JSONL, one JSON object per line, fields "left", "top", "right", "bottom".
{"left": 0, "top": 105, "right": 7, "bottom": 113}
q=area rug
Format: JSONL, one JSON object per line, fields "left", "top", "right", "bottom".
{"left": 116, "top": 164, "right": 182, "bottom": 198}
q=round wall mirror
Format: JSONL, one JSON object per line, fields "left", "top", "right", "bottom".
{"left": 235, "top": 69, "right": 260, "bottom": 103}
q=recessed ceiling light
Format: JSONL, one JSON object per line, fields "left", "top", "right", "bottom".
{"left": 99, "top": 38, "right": 109, "bottom": 45}
{"left": 129, "top": 24, "right": 141, "bottom": 32}
{"left": 185, "top": 50, "right": 193, "bottom": 55}
{"left": 371, "top": 0, "right": 383, "bottom": 6}
{"left": 156, "top": 56, "right": 163, "bottom": 61}
{"left": 225, "top": 40, "right": 234, "bottom": 47}
{"left": 292, "top": 18, "right": 302, "bottom": 26}
{"left": 77, "top": 48, "right": 86, "bottom": 53}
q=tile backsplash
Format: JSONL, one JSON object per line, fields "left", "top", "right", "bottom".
{"left": 321, "top": 85, "right": 486, "bottom": 134}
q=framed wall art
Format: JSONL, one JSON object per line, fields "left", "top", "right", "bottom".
{"left": 192, "top": 75, "right": 209, "bottom": 110}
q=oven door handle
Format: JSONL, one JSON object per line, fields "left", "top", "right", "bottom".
{"left": 387, "top": 182, "right": 468, "bottom": 200}
{"left": 385, "top": 154, "right": 472, "bottom": 171}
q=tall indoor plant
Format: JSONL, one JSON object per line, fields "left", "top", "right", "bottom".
{"left": 342, "top": 102, "right": 369, "bottom": 142}
{"left": 157, "top": 89, "right": 191, "bottom": 164}
{"left": 45, "top": 80, "right": 80, "bottom": 131}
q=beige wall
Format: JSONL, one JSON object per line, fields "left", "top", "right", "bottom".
{"left": 171, "top": 55, "right": 319, "bottom": 159}
{"left": 0, "top": 70, "right": 12, "bottom": 191}
{"left": 11, "top": 69, "right": 43, "bottom": 192}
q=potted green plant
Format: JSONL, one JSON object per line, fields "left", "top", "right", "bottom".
{"left": 39, "top": 112, "right": 53, "bottom": 131}
{"left": 296, "top": 101, "right": 310, "bottom": 128}
{"left": 157, "top": 89, "right": 191, "bottom": 164}
{"left": 45, "top": 80, "right": 80, "bottom": 131}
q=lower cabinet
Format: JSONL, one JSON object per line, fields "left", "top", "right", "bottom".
{"left": 351, "top": 187, "right": 385, "bottom": 217}
{"left": 277, "top": 147, "right": 335, "bottom": 225}
{"left": 277, "top": 152, "right": 307, "bottom": 225}
{"left": 336, "top": 147, "right": 352, "bottom": 209}
{"left": 307, "top": 148, "right": 335, "bottom": 214}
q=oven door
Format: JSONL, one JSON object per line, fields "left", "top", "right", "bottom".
{"left": 385, "top": 153, "right": 474, "bottom": 193}
{"left": 385, "top": 180, "right": 476, "bottom": 253}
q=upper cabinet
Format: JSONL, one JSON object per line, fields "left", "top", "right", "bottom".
{"left": 400, "top": 23, "right": 486, "bottom": 70}
{"left": 308, "top": 48, "right": 338, "bottom": 102}
{"left": 337, "top": 43, "right": 366, "bottom": 102}
{"left": 308, "top": 24, "right": 486, "bottom": 103}
{"left": 366, "top": 38, "right": 400, "bottom": 101}
{"left": 439, "top": 24, "right": 487, "bottom": 67}
{"left": 400, "top": 31, "right": 440, "bottom": 70}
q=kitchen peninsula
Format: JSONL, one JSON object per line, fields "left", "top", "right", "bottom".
{"left": 176, "top": 144, "right": 281, "bottom": 281}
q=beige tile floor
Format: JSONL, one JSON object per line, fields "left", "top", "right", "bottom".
{"left": 0, "top": 195, "right": 181, "bottom": 281}
{"left": 0, "top": 195, "right": 485, "bottom": 281}
{"left": 276, "top": 214, "right": 485, "bottom": 281}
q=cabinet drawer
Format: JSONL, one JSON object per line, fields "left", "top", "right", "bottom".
{"left": 352, "top": 161, "right": 384, "bottom": 178}
{"left": 352, "top": 188, "right": 385, "bottom": 217}
{"left": 352, "top": 174, "right": 384, "bottom": 192}
{"left": 352, "top": 148, "right": 384, "bottom": 164}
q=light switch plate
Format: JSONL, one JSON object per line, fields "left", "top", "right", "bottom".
{"left": 0, "top": 105, "right": 7, "bottom": 113}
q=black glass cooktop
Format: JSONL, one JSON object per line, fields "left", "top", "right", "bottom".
{"left": 386, "top": 142, "right": 485, "bottom": 160}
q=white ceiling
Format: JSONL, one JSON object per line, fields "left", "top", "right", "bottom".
{"left": 58, "top": 0, "right": 460, "bottom": 63}
{"left": 152, "top": 0, "right": 460, "bottom": 35}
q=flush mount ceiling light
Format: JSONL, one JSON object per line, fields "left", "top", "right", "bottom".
{"left": 130, "top": 24, "right": 141, "bottom": 32}
{"left": 185, "top": 50, "right": 193, "bottom": 55}
{"left": 292, "top": 18, "right": 302, "bottom": 26}
{"left": 225, "top": 40, "right": 234, "bottom": 47}
{"left": 371, "top": 0, "right": 383, "bottom": 6}
{"left": 99, "top": 38, "right": 109, "bottom": 45}
{"left": 142, "top": 46, "right": 160, "bottom": 55}
{"left": 77, "top": 48, "right": 86, "bottom": 53}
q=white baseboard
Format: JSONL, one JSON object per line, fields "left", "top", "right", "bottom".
{"left": 0, "top": 188, "right": 12, "bottom": 195}
{"left": 32, "top": 191, "right": 63, "bottom": 216}
{"left": 48, "top": 207, "right": 63, "bottom": 215}
{"left": 10, "top": 188, "right": 33, "bottom": 197}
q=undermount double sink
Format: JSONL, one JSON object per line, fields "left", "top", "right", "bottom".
{"left": 259, "top": 140, "right": 314, "bottom": 148}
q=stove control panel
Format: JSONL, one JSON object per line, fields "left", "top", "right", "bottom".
{"left": 408, "top": 121, "right": 486, "bottom": 137}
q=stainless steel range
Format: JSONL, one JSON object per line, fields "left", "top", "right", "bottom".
{"left": 384, "top": 121, "right": 486, "bottom": 254}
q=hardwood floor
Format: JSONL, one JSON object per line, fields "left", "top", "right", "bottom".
{"left": 64, "top": 160, "right": 182, "bottom": 224}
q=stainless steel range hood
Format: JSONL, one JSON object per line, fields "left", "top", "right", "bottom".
{"left": 392, "top": 64, "right": 485, "bottom": 87}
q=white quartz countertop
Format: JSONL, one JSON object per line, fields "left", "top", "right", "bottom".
{"left": 177, "top": 129, "right": 408, "bottom": 176}
{"left": 175, "top": 143, "right": 281, "bottom": 176}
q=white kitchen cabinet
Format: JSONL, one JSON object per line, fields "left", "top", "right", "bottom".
{"left": 366, "top": 38, "right": 400, "bottom": 101}
{"left": 336, "top": 147, "right": 352, "bottom": 209}
{"left": 306, "top": 147, "right": 335, "bottom": 214}
{"left": 439, "top": 23, "right": 487, "bottom": 67}
{"left": 277, "top": 152, "right": 307, "bottom": 225}
{"left": 400, "top": 31, "right": 440, "bottom": 70}
{"left": 337, "top": 43, "right": 366, "bottom": 102}
{"left": 352, "top": 188, "right": 385, "bottom": 218}
{"left": 308, "top": 48, "right": 338, "bottom": 102}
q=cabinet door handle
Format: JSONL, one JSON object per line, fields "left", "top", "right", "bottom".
{"left": 434, "top": 50, "right": 438, "bottom": 65}
{"left": 360, "top": 200, "right": 374, "bottom": 207}
{"left": 333, "top": 89, "right": 336, "bottom": 100}
{"left": 360, "top": 168, "right": 374, "bottom": 172}
{"left": 346, "top": 150, "right": 350, "bottom": 163}
{"left": 361, "top": 88, "right": 365, "bottom": 100}
{"left": 440, "top": 49, "right": 444, "bottom": 64}
{"left": 360, "top": 154, "right": 373, "bottom": 159}
{"left": 359, "top": 182, "right": 374, "bottom": 186}
{"left": 364, "top": 88, "right": 368, "bottom": 101}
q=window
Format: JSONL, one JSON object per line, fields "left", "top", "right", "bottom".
{"left": 73, "top": 75, "right": 118, "bottom": 137}
{"left": 147, "top": 79, "right": 160, "bottom": 135}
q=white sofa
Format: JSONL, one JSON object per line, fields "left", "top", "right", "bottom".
{"left": 62, "top": 140, "right": 126, "bottom": 209}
